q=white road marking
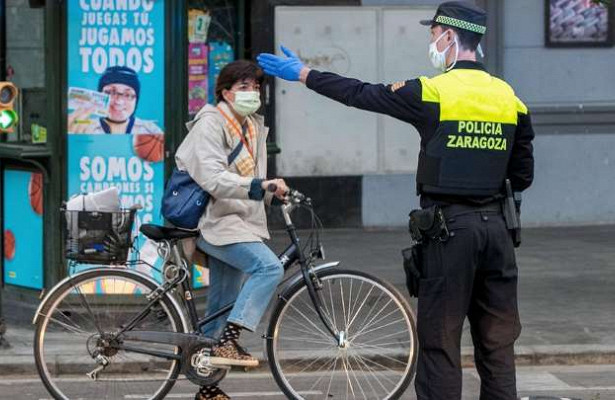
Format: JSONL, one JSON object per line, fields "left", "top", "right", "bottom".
{"left": 124, "top": 391, "right": 323, "bottom": 399}
{"left": 516, "top": 371, "right": 573, "bottom": 391}
{"left": 519, "top": 398, "right": 573, "bottom": 400}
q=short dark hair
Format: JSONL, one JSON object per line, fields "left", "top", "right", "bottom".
{"left": 215, "top": 60, "right": 265, "bottom": 104}
{"left": 435, "top": 24, "right": 483, "bottom": 51}
{"left": 450, "top": 26, "right": 483, "bottom": 51}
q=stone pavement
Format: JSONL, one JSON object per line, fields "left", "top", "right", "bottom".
{"left": 1, "top": 225, "right": 614, "bottom": 375}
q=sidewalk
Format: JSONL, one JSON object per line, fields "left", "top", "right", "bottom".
{"left": 1, "top": 225, "right": 614, "bottom": 375}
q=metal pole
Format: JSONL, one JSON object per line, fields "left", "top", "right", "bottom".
{"left": 0, "top": 0, "right": 6, "bottom": 80}
{"left": 0, "top": 0, "right": 7, "bottom": 348}
{"left": 237, "top": 0, "right": 246, "bottom": 59}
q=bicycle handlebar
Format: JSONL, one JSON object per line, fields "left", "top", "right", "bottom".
{"left": 267, "top": 184, "right": 308, "bottom": 205}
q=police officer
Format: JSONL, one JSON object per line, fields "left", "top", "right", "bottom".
{"left": 257, "top": 1, "right": 534, "bottom": 399}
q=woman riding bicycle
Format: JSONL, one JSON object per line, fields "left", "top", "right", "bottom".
{"left": 175, "top": 60, "right": 288, "bottom": 400}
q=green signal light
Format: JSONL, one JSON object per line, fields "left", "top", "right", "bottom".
{"left": 0, "top": 109, "right": 18, "bottom": 130}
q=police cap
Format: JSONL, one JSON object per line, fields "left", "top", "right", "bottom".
{"left": 420, "top": 1, "right": 487, "bottom": 35}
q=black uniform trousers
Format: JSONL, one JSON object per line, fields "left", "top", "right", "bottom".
{"left": 415, "top": 206, "right": 521, "bottom": 400}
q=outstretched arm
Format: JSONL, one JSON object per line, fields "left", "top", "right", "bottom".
{"left": 257, "top": 45, "right": 424, "bottom": 126}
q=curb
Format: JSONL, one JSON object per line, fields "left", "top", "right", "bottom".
{"left": 3, "top": 345, "right": 615, "bottom": 376}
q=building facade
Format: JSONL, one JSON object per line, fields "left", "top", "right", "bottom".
{"left": 0, "top": 0, "right": 613, "bottom": 321}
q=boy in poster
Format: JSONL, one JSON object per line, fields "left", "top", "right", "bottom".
{"left": 68, "top": 66, "right": 162, "bottom": 134}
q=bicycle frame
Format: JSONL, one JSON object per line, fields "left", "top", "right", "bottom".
{"left": 50, "top": 199, "right": 341, "bottom": 362}
{"left": 182, "top": 201, "right": 340, "bottom": 338}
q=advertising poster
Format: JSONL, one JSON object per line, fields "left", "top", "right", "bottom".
{"left": 3, "top": 170, "right": 44, "bottom": 290}
{"left": 208, "top": 41, "right": 234, "bottom": 104}
{"left": 67, "top": 0, "right": 165, "bottom": 280}
{"left": 188, "top": 43, "right": 209, "bottom": 116}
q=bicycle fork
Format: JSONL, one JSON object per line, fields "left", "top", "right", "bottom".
{"left": 301, "top": 264, "right": 344, "bottom": 346}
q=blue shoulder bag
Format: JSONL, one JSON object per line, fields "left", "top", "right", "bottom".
{"left": 162, "top": 142, "right": 244, "bottom": 230}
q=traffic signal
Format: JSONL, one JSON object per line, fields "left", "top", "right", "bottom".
{"left": 0, "top": 82, "right": 19, "bottom": 134}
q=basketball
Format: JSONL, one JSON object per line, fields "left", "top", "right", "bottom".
{"left": 4, "top": 230, "right": 15, "bottom": 260}
{"left": 29, "top": 172, "right": 43, "bottom": 215}
{"left": 133, "top": 134, "right": 165, "bottom": 163}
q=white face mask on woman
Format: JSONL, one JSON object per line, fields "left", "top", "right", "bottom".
{"left": 231, "top": 91, "right": 261, "bottom": 116}
{"left": 429, "top": 30, "right": 459, "bottom": 72}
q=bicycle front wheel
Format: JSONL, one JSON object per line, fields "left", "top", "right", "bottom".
{"left": 34, "top": 268, "right": 185, "bottom": 400}
{"left": 267, "top": 268, "right": 418, "bottom": 400}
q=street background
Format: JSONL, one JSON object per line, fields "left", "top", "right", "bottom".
{"left": 1, "top": 225, "right": 615, "bottom": 399}
{"left": 2, "top": 0, "right": 615, "bottom": 399}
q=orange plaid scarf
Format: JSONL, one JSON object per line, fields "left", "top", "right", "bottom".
{"left": 217, "top": 105, "right": 257, "bottom": 177}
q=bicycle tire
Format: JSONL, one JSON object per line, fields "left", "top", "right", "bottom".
{"left": 266, "top": 268, "right": 418, "bottom": 400}
{"left": 34, "top": 268, "right": 184, "bottom": 400}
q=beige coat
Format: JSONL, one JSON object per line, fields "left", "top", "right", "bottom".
{"left": 175, "top": 102, "right": 271, "bottom": 246}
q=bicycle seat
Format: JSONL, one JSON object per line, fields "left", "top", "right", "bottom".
{"left": 140, "top": 224, "right": 200, "bottom": 242}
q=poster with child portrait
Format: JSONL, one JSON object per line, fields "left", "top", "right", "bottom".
{"left": 67, "top": 0, "right": 166, "bottom": 280}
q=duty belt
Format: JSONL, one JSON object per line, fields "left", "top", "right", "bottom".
{"left": 440, "top": 202, "right": 501, "bottom": 219}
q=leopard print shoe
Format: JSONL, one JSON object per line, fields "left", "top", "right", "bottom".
{"left": 194, "top": 385, "right": 230, "bottom": 400}
{"left": 209, "top": 339, "right": 259, "bottom": 367}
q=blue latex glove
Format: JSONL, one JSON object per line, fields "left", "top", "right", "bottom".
{"left": 257, "top": 45, "right": 305, "bottom": 82}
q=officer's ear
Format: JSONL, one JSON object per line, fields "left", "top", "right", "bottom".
{"left": 445, "top": 29, "right": 456, "bottom": 45}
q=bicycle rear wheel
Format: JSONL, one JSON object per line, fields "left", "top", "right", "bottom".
{"left": 34, "top": 268, "right": 184, "bottom": 400}
{"left": 266, "top": 268, "right": 418, "bottom": 400}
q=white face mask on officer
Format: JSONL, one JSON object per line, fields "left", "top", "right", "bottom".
{"left": 231, "top": 91, "right": 261, "bottom": 116}
{"left": 429, "top": 30, "right": 459, "bottom": 72}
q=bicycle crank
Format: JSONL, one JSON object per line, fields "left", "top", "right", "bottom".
{"left": 183, "top": 342, "right": 228, "bottom": 386}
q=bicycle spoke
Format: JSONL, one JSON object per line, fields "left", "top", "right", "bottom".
{"left": 345, "top": 353, "right": 368, "bottom": 400}
{"left": 356, "top": 338, "right": 412, "bottom": 348}
{"left": 290, "top": 352, "right": 337, "bottom": 381}
{"left": 347, "top": 280, "right": 364, "bottom": 331}
{"left": 342, "top": 355, "right": 355, "bottom": 399}
{"left": 358, "top": 330, "right": 413, "bottom": 346}
{"left": 325, "top": 351, "right": 342, "bottom": 398}
{"left": 280, "top": 323, "right": 334, "bottom": 343}
{"left": 74, "top": 284, "right": 104, "bottom": 334}
{"left": 46, "top": 316, "right": 89, "bottom": 335}
{"left": 307, "top": 357, "right": 339, "bottom": 392}
{"left": 349, "top": 351, "right": 393, "bottom": 394}
{"left": 350, "top": 343, "right": 410, "bottom": 367}
{"left": 277, "top": 335, "right": 334, "bottom": 346}
{"left": 350, "top": 351, "right": 401, "bottom": 387}
{"left": 348, "top": 295, "right": 390, "bottom": 339}
{"left": 345, "top": 286, "right": 375, "bottom": 333}
{"left": 351, "top": 317, "right": 406, "bottom": 343}
{"left": 347, "top": 351, "right": 380, "bottom": 399}
{"left": 284, "top": 312, "right": 332, "bottom": 342}
{"left": 350, "top": 303, "right": 401, "bottom": 342}
{"left": 285, "top": 302, "right": 335, "bottom": 340}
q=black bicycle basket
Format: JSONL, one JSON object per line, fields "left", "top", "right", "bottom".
{"left": 62, "top": 208, "right": 137, "bottom": 265}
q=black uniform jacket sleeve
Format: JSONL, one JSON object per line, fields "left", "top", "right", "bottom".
{"left": 508, "top": 111, "right": 535, "bottom": 192}
{"left": 306, "top": 69, "right": 425, "bottom": 129}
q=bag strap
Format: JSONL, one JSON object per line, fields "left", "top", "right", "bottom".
{"left": 227, "top": 141, "right": 243, "bottom": 166}
{"left": 217, "top": 106, "right": 255, "bottom": 159}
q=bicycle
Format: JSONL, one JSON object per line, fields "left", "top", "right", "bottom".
{"left": 33, "top": 189, "right": 418, "bottom": 400}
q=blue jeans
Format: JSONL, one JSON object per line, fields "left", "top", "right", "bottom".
{"left": 196, "top": 236, "right": 284, "bottom": 337}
